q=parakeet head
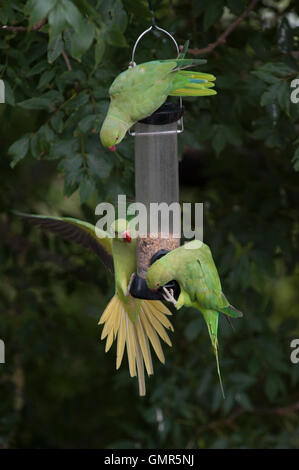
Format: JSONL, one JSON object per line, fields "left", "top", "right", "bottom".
{"left": 146, "top": 260, "right": 173, "bottom": 291}
{"left": 100, "top": 116, "right": 129, "bottom": 151}
{"left": 110, "top": 218, "right": 132, "bottom": 243}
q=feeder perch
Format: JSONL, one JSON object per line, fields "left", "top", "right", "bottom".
{"left": 129, "top": 26, "right": 182, "bottom": 301}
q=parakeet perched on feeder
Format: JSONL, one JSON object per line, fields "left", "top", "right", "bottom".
{"left": 100, "top": 52, "right": 216, "bottom": 150}
{"left": 146, "top": 240, "right": 243, "bottom": 396}
{"left": 14, "top": 212, "right": 173, "bottom": 396}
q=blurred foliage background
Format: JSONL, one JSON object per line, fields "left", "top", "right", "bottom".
{"left": 1, "top": 0, "right": 299, "bottom": 449}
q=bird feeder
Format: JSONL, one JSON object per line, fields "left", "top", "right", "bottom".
{"left": 129, "top": 25, "right": 182, "bottom": 300}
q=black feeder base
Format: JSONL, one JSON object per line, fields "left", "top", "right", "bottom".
{"left": 129, "top": 249, "right": 180, "bottom": 301}
{"left": 139, "top": 101, "right": 184, "bottom": 125}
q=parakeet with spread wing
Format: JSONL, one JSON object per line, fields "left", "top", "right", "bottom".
{"left": 100, "top": 45, "right": 216, "bottom": 150}
{"left": 146, "top": 240, "right": 243, "bottom": 397}
{"left": 14, "top": 212, "right": 173, "bottom": 396}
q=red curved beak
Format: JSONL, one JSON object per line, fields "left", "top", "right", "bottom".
{"left": 108, "top": 145, "right": 116, "bottom": 152}
{"left": 122, "top": 230, "right": 132, "bottom": 243}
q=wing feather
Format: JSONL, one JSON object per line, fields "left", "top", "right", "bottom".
{"left": 13, "top": 211, "right": 114, "bottom": 274}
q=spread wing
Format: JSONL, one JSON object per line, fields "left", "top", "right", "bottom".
{"left": 13, "top": 211, "right": 114, "bottom": 274}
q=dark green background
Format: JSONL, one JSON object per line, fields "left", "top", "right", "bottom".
{"left": 0, "top": 0, "right": 299, "bottom": 449}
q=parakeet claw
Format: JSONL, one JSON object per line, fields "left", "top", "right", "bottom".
{"left": 162, "top": 287, "right": 177, "bottom": 307}
{"left": 126, "top": 273, "right": 136, "bottom": 296}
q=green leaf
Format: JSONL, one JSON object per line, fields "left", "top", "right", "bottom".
{"left": 77, "top": 115, "right": 96, "bottom": 133}
{"left": 18, "top": 97, "right": 52, "bottom": 110}
{"left": 47, "top": 34, "right": 64, "bottom": 63}
{"left": 107, "top": 29, "right": 128, "bottom": 48}
{"left": 30, "top": 134, "right": 40, "bottom": 158}
{"left": 3, "top": 80, "right": 15, "bottom": 105}
{"left": 48, "top": 2, "right": 68, "bottom": 42}
{"left": 95, "top": 31, "right": 106, "bottom": 67}
{"left": 86, "top": 152, "right": 112, "bottom": 179}
{"left": 71, "top": 20, "right": 96, "bottom": 59}
{"left": 203, "top": 0, "right": 224, "bottom": 31}
{"left": 261, "top": 82, "right": 290, "bottom": 115}
{"left": 59, "top": 153, "right": 83, "bottom": 195}
{"left": 67, "top": 92, "right": 90, "bottom": 111}
{"left": 27, "top": 0, "right": 57, "bottom": 27}
{"left": 251, "top": 70, "right": 280, "bottom": 85}
{"left": 48, "top": 0, "right": 82, "bottom": 42}
{"left": 62, "top": 0, "right": 82, "bottom": 33}
{"left": 276, "top": 81, "right": 290, "bottom": 115}
{"left": 50, "top": 138, "right": 78, "bottom": 159}
{"left": 58, "top": 153, "right": 82, "bottom": 175}
{"left": 259, "top": 62, "right": 295, "bottom": 77}
{"left": 8, "top": 134, "right": 30, "bottom": 168}
{"left": 50, "top": 111, "right": 64, "bottom": 133}
{"left": 99, "top": 0, "right": 128, "bottom": 33}
{"left": 79, "top": 176, "right": 96, "bottom": 204}
{"left": 37, "top": 70, "right": 55, "bottom": 89}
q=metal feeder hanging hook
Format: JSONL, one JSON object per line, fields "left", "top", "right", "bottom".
{"left": 129, "top": 22, "right": 182, "bottom": 301}
{"left": 128, "top": 24, "right": 184, "bottom": 137}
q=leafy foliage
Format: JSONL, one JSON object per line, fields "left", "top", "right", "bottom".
{"left": 1, "top": 0, "right": 299, "bottom": 449}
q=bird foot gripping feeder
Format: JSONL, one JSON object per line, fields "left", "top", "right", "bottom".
{"left": 128, "top": 25, "right": 182, "bottom": 301}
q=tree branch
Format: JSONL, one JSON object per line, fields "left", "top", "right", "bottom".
{"left": 185, "top": 0, "right": 260, "bottom": 56}
{"left": 61, "top": 50, "right": 72, "bottom": 71}
{"left": 2, "top": 18, "right": 46, "bottom": 32}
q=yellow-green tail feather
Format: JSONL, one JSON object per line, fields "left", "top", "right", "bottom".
{"left": 170, "top": 70, "right": 217, "bottom": 97}
{"left": 98, "top": 295, "right": 173, "bottom": 396}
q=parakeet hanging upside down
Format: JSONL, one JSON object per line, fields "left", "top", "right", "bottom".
{"left": 14, "top": 212, "right": 173, "bottom": 396}
{"left": 146, "top": 240, "right": 243, "bottom": 397}
{"left": 100, "top": 54, "right": 216, "bottom": 150}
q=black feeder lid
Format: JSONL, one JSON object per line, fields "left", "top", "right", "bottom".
{"left": 139, "top": 101, "right": 184, "bottom": 126}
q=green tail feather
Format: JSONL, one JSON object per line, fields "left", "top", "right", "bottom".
{"left": 169, "top": 70, "right": 217, "bottom": 97}
{"left": 202, "top": 309, "right": 225, "bottom": 399}
{"left": 166, "top": 58, "right": 207, "bottom": 70}
{"left": 220, "top": 304, "right": 243, "bottom": 318}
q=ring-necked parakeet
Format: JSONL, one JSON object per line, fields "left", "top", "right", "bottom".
{"left": 14, "top": 212, "right": 173, "bottom": 396}
{"left": 100, "top": 52, "right": 216, "bottom": 150}
{"left": 146, "top": 240, "right": 243, "bottom": 397}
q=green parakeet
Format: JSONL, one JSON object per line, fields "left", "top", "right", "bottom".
{"left": 14, "top": 212, "right": 173, "bottom": 396}
{"left": 100, "top": 54, "right": 216, "bottom": 150}
{"left": 146, "top": 239, "right": 243, "bottom": 397}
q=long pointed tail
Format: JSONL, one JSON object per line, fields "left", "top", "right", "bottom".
{"left": 170, "top": 70, "right": 216, "bottom": 97}
{"left": 201, "top": 309, "right": 225, "bottom": 399}
{"left": 98, "top": 295, "right": 173, "bottom": 396}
